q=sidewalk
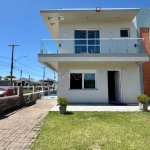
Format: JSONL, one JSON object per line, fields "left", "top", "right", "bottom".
{"left": 0, "top": 100, "right": 57, "bottom": 150}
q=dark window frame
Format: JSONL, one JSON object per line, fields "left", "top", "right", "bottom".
{"left": 70, "top": 73, "right": 96, "bottom": 90}
{"left": 120, "top": 29, "right": 130, "bottom": 37}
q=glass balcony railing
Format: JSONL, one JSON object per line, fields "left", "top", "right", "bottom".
{"left": 40, "top": 38, "right": 145, "bottom": 54}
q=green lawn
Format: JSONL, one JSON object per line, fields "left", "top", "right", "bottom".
{"left": 32, "top": 112, "right": 150, "bottom": 150}
{"left": 23, "top": 89, "right": 33, "bottom": 94}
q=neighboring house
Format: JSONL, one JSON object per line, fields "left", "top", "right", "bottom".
{"left": 136, "top": 8, "right": 150, "bottom": 96}
{"left": 38, "top": 8, "right": 149, "bottom": 104}
{"left": 0, "top": 77, "right": 40, "bottom": 86}
{"left": 43, "top": 78, "right": 58, "bottom": 90}
{"left": 41, "top": 78, "right": 55, "bottom": 86}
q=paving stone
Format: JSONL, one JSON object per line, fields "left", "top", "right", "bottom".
{"left": 0, "top": 100, "right": 57, "bottom": 150}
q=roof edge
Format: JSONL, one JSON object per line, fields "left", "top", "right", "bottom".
{"left": 40, "top": 8, "right": 140, "bottom": 13}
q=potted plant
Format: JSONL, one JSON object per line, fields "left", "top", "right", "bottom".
{"left": 58, "top": 97, "right": 69, "bottom": 114}
{"left": 137, "top": 94, "right": 149, "bottom": 110}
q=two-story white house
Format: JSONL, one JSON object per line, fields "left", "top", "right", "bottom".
{"left": 38, "top": 8, "right": 149, "bottom": 104}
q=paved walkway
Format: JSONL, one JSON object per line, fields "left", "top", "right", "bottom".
{"left": 51, "top": 104, "right": 149, "bottom": 112}
{"left": 0, "top": 100, "right": 57, "bottom": 150}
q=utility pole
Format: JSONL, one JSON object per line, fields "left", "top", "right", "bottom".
{"left": 28, "top": 75, "right": 30, "bottom": 90}
{"left": 8, "top": 44, "right": 19, "bottom": 86}
{"left": 41, "top": 67, "right": 45, "bottom": 86}
{"left": 20, "top": 70, "right": 22, "bottom": 79}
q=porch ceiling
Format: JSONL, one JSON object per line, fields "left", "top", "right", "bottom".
{"left": 38, "top": 53, "right": 149, "bottom": 72}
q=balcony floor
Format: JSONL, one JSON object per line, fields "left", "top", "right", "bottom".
{"left": 38, "top": 53, "right": 149, "bottom": 71}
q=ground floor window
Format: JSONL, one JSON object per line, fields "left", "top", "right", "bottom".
{"left": 70, "top": 71, "right": 96, "bottom": 89}
{"left": 70, "top": 73, "right": 82, "bottom": 89}
{"left": 84, "top": 73, "right": 95, "bottom": 89}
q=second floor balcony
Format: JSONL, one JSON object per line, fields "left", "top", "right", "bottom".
{"left": 40, "top": 38, "right": 146, "bottom": 54}
{"left": 38, "top": 38, "right": 149, "bottom": 71}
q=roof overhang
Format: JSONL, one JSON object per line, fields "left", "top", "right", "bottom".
{"left": 38, "top": 53, "right": 148, "bottom": 72}
{"left": 40, "top": 8, "right": 140, "bottom": 39}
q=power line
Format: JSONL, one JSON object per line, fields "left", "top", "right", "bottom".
{"left": 0, "top": 60, "right": 43, "bottom": 77}
{"left": 0, "top": 34, "right": 15, "bottom": 43}
{"left": 0, "top": 33, "right": 39, "bottom": 63}
{"left": 0, "top": 54, "right": 43, "bottom": 73}
{"left": 0, "top": 34, "right": 53, "bottom": 78}
{"left": 14, "top": 67, "right": 43, "bottom": 77}
{"left": 16, "top": 60, "right": 43, "bottom": 73}
{"left": 0, "top": 63, "right": 10, "bottom": 68}
{"left": 0, "top": 39, "right": 9, "bottom": 45}
{"left": 0, "top": 55, "right": 11, "bottom": 59}
{"left": 0, "top": 61, "right": 10, "bottom": 65}
{"left": 0, "top": 64, "right": 43, "bottom": 78}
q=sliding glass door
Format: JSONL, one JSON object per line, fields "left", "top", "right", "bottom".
{"left": 75, "top": 30, "right": 100, "bottom": 53}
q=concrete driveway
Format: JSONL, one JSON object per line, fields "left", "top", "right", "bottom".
{"left": 0, "top": 100, "right": 57, "bottom": 150}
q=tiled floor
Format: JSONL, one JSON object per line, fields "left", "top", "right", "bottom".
{"left": 0, "top": 100, "right": 57, "bottom": 150}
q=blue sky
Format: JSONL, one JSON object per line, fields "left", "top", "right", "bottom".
{"left": 0, "top": 0, "right": 149, "bottom": 80}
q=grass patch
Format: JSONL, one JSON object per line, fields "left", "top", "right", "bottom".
{"left": 23, "top": 89, "right": 33, "bottom": 94}
{"left": 32, "top": 112, "right": 150, "bottom": 150}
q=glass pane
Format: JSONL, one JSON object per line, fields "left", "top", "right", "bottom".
{"left": 95, "top": 46, "right": 100, "bottom": 53}
{"left": 75, "top": 46, "right": 87, "bottom": 53}
{"left": 88, "top": 31, "right": 95, "bottom": 38}
{"left": 95, "top": 31, "right": 99, "bottom": 38}
{"left": 88, "top": 31, "right": 100, "bottom": 45}
{"left": 84, "top": 73, "right": 95, "bottom": 89}
{"left": 75, "top": 30, "right": 87, "bottom": 45}
{"left": 70, "top": 73, "right": 82, "bottom": 89}
{"left": 88, "top": 46, "right": 100, "bottom": 53}
{"left": 75, "top": 40, "right": 87, "bottom": 45}
{"left": 120, "top": 30, "right": 129, "bottom": 37}
{"left": 96, "top": 39, "right": 100, "bottom": 45}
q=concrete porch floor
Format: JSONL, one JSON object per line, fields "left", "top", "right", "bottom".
{"left": 50, "top": 104, "right": 150, "bottom": 112}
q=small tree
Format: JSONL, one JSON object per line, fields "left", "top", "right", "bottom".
{"left": 44, "top": 82, "right": 48, "bottom": 86}
{"left": 6, "top": 75, "right": 16, "bottom": 78}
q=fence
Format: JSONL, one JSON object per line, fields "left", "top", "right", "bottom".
{"left": 0, "top": 86, "right": 57, "bottom": 114}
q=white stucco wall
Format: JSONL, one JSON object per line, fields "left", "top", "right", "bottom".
{"left": 58, "top": 18, "right": 138, "bottom": 53}
{"left": 58, "top": 62, "right": 141, "bottom": 104}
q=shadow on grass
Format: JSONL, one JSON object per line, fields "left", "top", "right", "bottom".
{"left": 66, "top": 111, "right": 74, "bottom": 115}
{"left": 59, "top": 111, "right": 74, "bottom": 115}
{"left": 140, "top": 110, "right": 150, "bottom": 112}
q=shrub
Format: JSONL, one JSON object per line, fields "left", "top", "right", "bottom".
{"left": 58, "top": 97, "right": 69, "bottom": 106}
{"left": 137, "top": 94, "right": 149, "bottom": 104}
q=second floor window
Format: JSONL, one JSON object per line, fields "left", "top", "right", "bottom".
{"left": 120, "top": 29, "right": 130, "bottom": 37}
{"left": 75, "top": 30, "right": 100, "bottom": 53}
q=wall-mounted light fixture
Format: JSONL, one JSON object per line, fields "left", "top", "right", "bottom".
{"left": 58, "top": 16, "right": 64, "bottom": 20}
{"left": 50, "top": 23, "right": 55, "bottom": 26}
{"left": 96, "top": 7, "right": 101, "bottom": 12}
{"left": 48, "top": 16, "right": 54, "bottom": 20}
{"left": 64, "top": 32, "right": 67, "bottom": 36}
